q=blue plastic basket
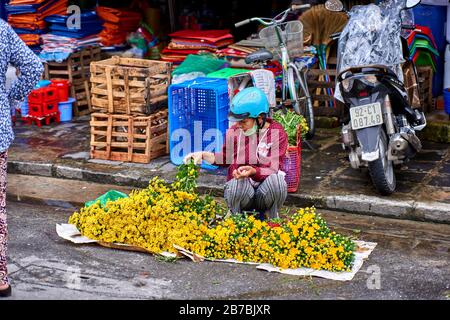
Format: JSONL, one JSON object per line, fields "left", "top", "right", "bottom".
{"left": 169, "top": 77, "right": 229, "bottom": 170}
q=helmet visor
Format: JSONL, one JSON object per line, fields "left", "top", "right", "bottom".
{"left": 228, "top": 111, "right": 251, "bottom": 122}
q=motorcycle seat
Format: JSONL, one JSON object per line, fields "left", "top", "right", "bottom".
{"left": 338, "top": 64, "right": 399, "bottom": 82}
{"left": 245, "top": 49, "right": 273, "bottom": 64}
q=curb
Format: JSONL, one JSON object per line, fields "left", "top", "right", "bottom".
{"left": 7, "top": 160, "right": 450, "bottom": 225}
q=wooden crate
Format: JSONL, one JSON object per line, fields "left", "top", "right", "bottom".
{"left": 417, "top": 66, "right": 434, "bottom": 113}
{"left": 306, "top": 57, "right": 344, "bottom": 118}
{"left": 44, "top": 46, "right": 102, "bottom": 116}
{"left": 90, "top": 109, "right": 168, "bottom": 163}
{"left": 90, "top": 56, "right": 172, "bottom": 115}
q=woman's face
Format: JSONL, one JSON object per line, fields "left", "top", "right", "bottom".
{"left": 237, "top": 118, "right": 256, "bottom": 132}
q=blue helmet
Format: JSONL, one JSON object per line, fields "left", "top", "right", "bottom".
{"left": 228, "top": 87, "right": 269, "bottom": 122}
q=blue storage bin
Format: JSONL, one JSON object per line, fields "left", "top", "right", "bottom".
{"left": 413, "top": 4, "right": 447, "bottom": 97}
{"left": 58, "top": 97, "right": 75, "bottom": 122}
{"left": 169, "top": 77, "right": 229, "bottom": 170}
{"left": 413, "top": 4, "right": 447, "bottom": 52}
{"left": 444, "top": 88, "right": 450, "bottom": 115}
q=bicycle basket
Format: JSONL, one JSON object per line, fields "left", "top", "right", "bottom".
{"left": 259, "top": 20, "right": 304, "bottom": 60}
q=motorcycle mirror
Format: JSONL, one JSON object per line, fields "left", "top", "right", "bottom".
{"left": 325, "top": 0, "right": 345, "bottom": 12}
{"left": 405, "top": 0, "right": 421, "bottom": 9}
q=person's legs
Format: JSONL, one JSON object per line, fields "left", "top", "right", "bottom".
{"left": 254, "top": 172, "right": 287, "bottom": 219}
{"left": 0, "top": 151, "right": 8, "bottom": 289}
{"left": 224, "top": 178, "right": 255, "bottom": 214}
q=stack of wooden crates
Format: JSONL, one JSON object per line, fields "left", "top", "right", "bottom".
{"left": 416, "top": 66, "right": 434, "bottom": 112}
{"left": 44, "top": 46, "right": 102, "bottom": 116}
{"left": 89, "top": 56, "right": 172, "bottom": 163}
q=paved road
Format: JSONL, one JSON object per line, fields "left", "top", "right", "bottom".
{"left": 3, "top": 201, "right": 449, "bottom": 300}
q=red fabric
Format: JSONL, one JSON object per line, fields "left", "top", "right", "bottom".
{"left": 96, "top": 6, "right": 141, "bottom": 24}
{"left": 169, "top": 29, "right": 233, "bottom": 46}
{"left": 214, "top": 119, "right": 288, "bottom": 182}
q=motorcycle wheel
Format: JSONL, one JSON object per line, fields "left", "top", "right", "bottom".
{"left": 368, "top": 130, "right": 396, "bottom": 195}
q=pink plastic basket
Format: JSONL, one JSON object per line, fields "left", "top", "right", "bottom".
{"left": 282, "top": 130, "right": 302, "bottom": 193}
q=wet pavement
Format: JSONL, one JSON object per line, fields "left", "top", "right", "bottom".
{"left": 6, "top": 115, "right": 450, "bottom": 222}
{"left": 4, "top": 201, "right": 450, "bottom": 300}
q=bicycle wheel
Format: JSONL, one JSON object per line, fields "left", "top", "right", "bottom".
{"left": 287, "top": 66, "right": 315, "bottom": 139}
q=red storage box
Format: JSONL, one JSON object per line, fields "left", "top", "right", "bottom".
{"left": 51, "top": 79, "right": 70, "bottom": 102}
{"left": 28, "top": 86, "right": 58, "bottom": 104}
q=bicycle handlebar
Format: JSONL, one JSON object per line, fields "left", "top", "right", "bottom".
{"left": 235, "top": 4, "right": 311, "bottom": 28}
{"left": 291, "top": 4, "right": 311, "bottom": 11}
{"left": 235, "top": 19, "right": 251, "bottom": 28}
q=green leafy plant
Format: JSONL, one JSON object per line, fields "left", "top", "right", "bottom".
{"left": 273, "top": 110, "right": 308, "bottom": 146}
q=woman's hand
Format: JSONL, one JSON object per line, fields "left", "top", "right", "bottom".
{"left": 236, "top": 166, "right": 257, "bottom": 178}
{"left": 184, "top": 152, "right": 215, "bottom": 165}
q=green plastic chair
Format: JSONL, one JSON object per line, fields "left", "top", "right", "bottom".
{"left": 409, "top": 39, "right": 440, "bottom": 57}
{"left": 413, "top": 51, "right": 437, "bottom": 72}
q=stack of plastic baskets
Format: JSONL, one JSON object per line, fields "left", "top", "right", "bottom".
{"left": 169, "top": 77, "right": 229, "bottom": 170}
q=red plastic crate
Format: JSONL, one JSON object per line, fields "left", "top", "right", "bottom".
{"left": 50, "top": 79, "right": 70, "bottom": 102}
{"left": 28, "top": 100, "right": 59, "bottom": 117}
{"left": 28, "top": 86, "right": 58, "bottom": 105}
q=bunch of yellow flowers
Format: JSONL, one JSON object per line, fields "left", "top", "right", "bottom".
{"left": 194, "top": 207, "right": 355, "bottom": 272}
{"left": 69, "top": 162, "right": 355, "bottom": 271}
{"left": 69, "top": 162, "right": 223, "bottom": 254}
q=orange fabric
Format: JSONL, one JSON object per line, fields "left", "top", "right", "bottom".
{"left": 8, "top": 1, "right": 68, "bottom": 31}
{"left": 9, "top": 20, "right": 46, "bottom": 30}
{"left": 18, "top": 33, "right": 41, "bottom": 45}
{"left": 96, "top": 6, "right": 142, "bottom": 46}
{"left": 96, "top": 6, "right": 141, "bottom": 24}
{"left": 9, "top": 0, "right": 47, "bottom": 5}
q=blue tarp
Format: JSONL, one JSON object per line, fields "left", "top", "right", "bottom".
{"left": 45, "top": 11, "right": 103, "bottom": 38}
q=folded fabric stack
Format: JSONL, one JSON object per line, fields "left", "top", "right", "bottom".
{"left": 96, "top": 6, "right": 142, "bottom": 46}
{"left": 216, "top": 39, "right": 264, "bottom": 68}
{"left": 39, "top": 34, "right": 101, "bottom": 62}
{"left": 161, "top": 29, "right": 234, "bottom": 64}
{"left": 44, "top": 11, "right": 103, "bottom": 39}
{"left": 407, "top": 25, "right": 440, "bottom": 72}
{"left": 6, "top": 0, "right": 69, "bottom": 51}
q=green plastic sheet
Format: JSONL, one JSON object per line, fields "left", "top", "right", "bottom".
{"left": 85, "top": 190, "right": 129, "bottom": 208}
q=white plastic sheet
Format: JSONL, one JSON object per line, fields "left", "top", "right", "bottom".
{"left": 57, "top": 223, "right": 377, "bottom": 281}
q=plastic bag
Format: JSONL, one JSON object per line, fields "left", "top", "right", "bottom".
{"left": 335, "top": 0, "right": 408, "bottom": 102}
{"left": 172, "top": 54, "right": 226, "bottom": 76}
{"left": 85, "top": 190, "right": 129, "bottom": 208}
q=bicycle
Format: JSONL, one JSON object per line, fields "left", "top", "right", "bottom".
{"left": 235, "top": 4, "right": 315, "bottom": 139}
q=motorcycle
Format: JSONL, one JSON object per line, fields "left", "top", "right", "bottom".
{"left": 325, "top": 0, "right": 427, "bottom": 195}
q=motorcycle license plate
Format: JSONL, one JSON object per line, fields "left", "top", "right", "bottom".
{"left": 350, "top": 102, "right": 383, "bottom": 130}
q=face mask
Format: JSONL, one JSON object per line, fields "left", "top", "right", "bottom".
{"left": 242, "top": 123, "right": 258, "bottom": 136}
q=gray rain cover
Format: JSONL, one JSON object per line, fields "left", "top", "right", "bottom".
{"left": 335, "top": 0, "right": 408, "bottom": 101}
